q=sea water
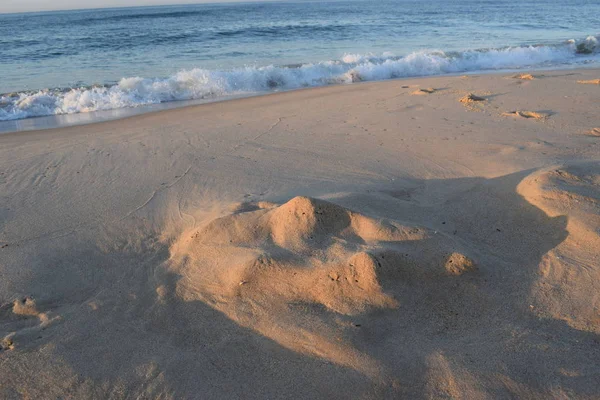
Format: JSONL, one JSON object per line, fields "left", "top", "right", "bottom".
{"left": 0, "top": 0, "right": 599, "bottom": 126}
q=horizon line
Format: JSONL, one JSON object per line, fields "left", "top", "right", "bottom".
{"left": 0, "top": 0, "right": 327, "bottom": 16}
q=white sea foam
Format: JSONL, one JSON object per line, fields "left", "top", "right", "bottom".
{"left": 1, "top": 36, "right": 598, "bottom": 121}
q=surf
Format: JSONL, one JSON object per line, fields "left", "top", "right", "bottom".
{"left": 1, "top": 35, "right": 598, "bottom": 122}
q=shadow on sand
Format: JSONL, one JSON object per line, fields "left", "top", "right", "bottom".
{"left": 2, "top": 169, "right": 599, "bottom": 399}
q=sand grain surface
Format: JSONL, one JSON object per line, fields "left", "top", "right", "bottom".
{"left": 1, "top": 69, "right": 599, "bottom": 399}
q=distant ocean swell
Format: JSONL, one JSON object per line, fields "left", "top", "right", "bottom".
{"left": 1, "top": 35, "right": 598, "bottom": 122}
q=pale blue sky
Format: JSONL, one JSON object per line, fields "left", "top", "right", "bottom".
{"left": 0, "top": 0, "right": 266, "bottom": 14}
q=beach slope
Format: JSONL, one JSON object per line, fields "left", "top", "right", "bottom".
{"left": 1, "top": 69, "right": 600, "bottom": 399}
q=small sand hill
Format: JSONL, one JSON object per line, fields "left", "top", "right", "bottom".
{"left": 170, "top": 196, "right": 476, "bottom": 374}
{"left": 518, "top": 163, "right": 600, "bottom": 333}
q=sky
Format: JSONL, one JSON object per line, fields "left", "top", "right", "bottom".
{"left": 0, "top": 0, "right": 266, "bottom": 14}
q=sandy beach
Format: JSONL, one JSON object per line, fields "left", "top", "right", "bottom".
{"left": 1, "top": 68, "right": 599, "bottom": 398}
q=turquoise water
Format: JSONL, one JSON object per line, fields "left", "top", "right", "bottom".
{"left": 0, "top": 0, "right": 599, "bottom": 122}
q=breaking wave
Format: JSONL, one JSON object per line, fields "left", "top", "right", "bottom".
{"left": 1, "top": 35, "right": 598, "bottom": 121}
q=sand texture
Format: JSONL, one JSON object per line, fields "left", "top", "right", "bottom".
{"left": 1, "top": 69, "right": 600, "bottom": 399}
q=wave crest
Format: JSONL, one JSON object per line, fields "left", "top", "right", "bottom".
{"left": 1, "top": 36, "right": 598, "bottom": 121}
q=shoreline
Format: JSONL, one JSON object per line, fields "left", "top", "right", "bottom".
{"left": 2, "top": 63, "right": 599, "bottom": 135}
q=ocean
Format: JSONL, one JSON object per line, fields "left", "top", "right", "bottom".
{"left": 0, "top": 0, "right": 599, "bottom": 128}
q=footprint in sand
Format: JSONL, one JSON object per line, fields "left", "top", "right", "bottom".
{"left": 577, "top": 79, "right": 600, "bottom": 85}
{"left": 0, "top": 297, "right": 59, "bottom": 351}
{"left": 502, "top": 111, "right": 551, "bottom": 120}
{"left": 459, "top": 93, "right": 487, "bottom": 111}
{"left": 459, "top": 93, "right": 486, "bottom": 103}
{"left": 587, "top": 128, "right": 600, "bottom": 137}
{"left": 411, "top": 87, "right": 436, "bottom": 95}
{"left": 512, "top": 73, "right": 536, "bottom": 80}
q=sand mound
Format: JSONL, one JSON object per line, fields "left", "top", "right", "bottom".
{"left": 0, "top": 336, "right": 14, "bottom": 351}
{"left": 577, "top": 79, "right": 600, "bottom": 84}
{"left": 502, "top": 110, "right": 550, "bottom": 120}
{"left": 412, "top": 87, "right": 436, "bottom": 95}
{"left": 11, "top": 297, "right": 39, "bottom": 317}
{"left": 518, "top": 163, "right": 600, "bottom": 333}
{"left": 171, "top": 196, "right": 477, "bottom": 372}
{"left": 444, "top": 252, "right": 477, "bottom": 276}
{"left": 180, "top": 196, "right": 433, "bottom": 315}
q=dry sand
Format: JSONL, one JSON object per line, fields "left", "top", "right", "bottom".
{"left": 1, "top": 68, "right": 599, "bottom": 399}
